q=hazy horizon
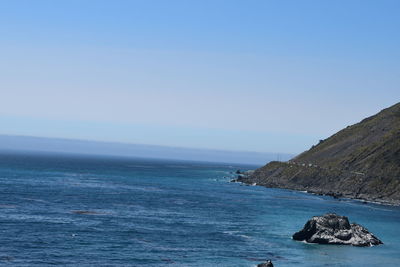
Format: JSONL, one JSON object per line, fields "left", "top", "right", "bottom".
{"left": 0, "top": 134, "right": 294, "bottom": 165}
{"left": 1, "top": 0, "right": 400, "bottom": 155}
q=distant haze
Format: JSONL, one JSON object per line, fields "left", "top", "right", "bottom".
{"left": 1, "top": 1, "right": 399, "bottom": 154}
{"left": 0, "top": 135, "right": 293, "bottom": 165}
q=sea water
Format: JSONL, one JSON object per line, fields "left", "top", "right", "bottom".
{"left": 0, "top": 152, "right": 399, "bottom": 266}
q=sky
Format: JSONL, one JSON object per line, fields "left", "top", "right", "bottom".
{"left": 0, "top": 0, "right": 399, "bottom": 154}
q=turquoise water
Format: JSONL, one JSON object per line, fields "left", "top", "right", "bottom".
{"left": 0, "top": 152, "right": 399, "bottom": 266}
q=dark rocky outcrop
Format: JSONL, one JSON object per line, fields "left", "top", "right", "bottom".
{"left": 257, "top": 260, "right": 274, "bottom": 267}
{"left": 238, "top": 102, "right": 400, "bottom": 205}
{"left": 292, "top": 213, "right": 382, "bottom": 247}
{"left": 230, "top": 170, "right": 254, "bottom": 182}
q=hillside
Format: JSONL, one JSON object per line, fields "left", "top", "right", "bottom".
{"left": 238, "top": 102, "right": 400, "bottom": 205}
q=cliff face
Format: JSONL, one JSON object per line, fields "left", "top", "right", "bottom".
{"left": 239, "top": 102, "right": 400, "bottom": 205}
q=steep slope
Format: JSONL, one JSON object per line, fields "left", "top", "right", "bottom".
{"left": 239, "top": 102, "right": 400, "bottom": 205}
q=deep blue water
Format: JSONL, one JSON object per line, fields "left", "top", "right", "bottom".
{"left": 0, "top": 152, "right": 400, "bottom": 266}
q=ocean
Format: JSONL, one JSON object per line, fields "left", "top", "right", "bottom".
{"left": 0, "top": 152, "right": 399, "bottom": 266}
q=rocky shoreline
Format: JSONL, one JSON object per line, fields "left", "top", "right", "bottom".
{"left": 232, "top": 169, "right": 400, "bottom": 206}
{"left": 234, "top": 103, "right": 400, "bottom": 206}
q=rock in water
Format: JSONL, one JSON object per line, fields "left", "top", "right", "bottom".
{"left": 257, "top": 260, "right": 274, "bottom": 267}
{"left": 293, "top": 213, "right": 382, "bottom": 247}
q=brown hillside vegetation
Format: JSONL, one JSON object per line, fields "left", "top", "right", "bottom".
{"left": 239, "top": 102, "right": 400, "bottom": 205}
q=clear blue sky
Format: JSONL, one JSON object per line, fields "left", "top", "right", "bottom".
{"left": 0, "top": 0, "right": 399, "bottom": 154}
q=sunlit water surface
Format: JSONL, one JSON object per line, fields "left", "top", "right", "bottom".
{"left": 0, "top": 152, "right": 399, "bottom": 266}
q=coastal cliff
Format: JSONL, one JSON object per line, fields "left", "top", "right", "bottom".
{"left": 238, "top": 102, "right": 400, "bottom": 205}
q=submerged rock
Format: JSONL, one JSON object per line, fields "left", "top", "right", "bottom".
{"left": 257, "top": 260, "right": 274, "bottom": 267}
{"left": 293, "top": 213, "right": 382, "bottom": 247}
